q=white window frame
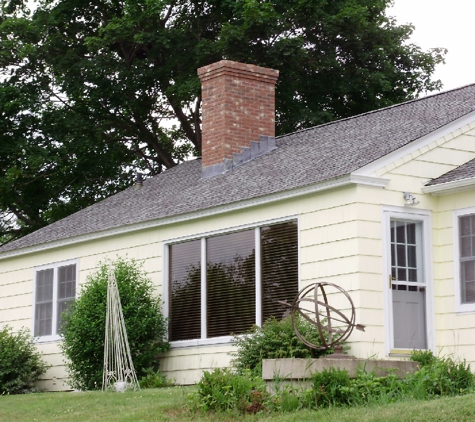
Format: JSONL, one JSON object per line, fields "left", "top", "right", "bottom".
{"left": 381, "top": 206, "right": 435, "bottom": 355}
{"left": 32, "top": 259, "right": 78, "bottom": 343}
{"left": 453, "top": 206, "right": 475, "bottom": 314}
{"left": 163, "top": 216, "right": 300, "bottom": 348}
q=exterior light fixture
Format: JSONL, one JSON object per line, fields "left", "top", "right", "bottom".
{"left": 403, "top": 192, "right": 419, "bottom": 206}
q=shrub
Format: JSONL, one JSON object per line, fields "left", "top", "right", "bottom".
{"left": 311, "top": 367, "right": 352, "bottom": 407}
{"left": 139, "top": 368, "right": 173, "bottom": 389}
{"left": 190, "top": 368, "right": 267, "bottom": 413}
{"left": 409, "top": 351, "right": 474, "bottom": 397}
{"left": 60, "top": 257, "right": 169, "bottom": 390}
{"left": 0, "top": 326, "right": 49, "bottom": 394}
{"left": 231, "top": 314, "right": 331, "bottom": 375}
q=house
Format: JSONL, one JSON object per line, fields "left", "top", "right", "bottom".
{"left": 1, "top": 60, "right": 475, "bottom": 390}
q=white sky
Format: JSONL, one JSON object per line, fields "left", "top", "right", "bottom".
{"left": 388, "top": 0, "right": 475, "bottom": 92}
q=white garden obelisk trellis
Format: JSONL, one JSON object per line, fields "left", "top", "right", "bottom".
{"left": 102, "top": 271, "right": 139, "bottom": 391}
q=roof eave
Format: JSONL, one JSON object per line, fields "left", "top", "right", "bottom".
{"left": 422, "top": 177, "right": 475, "bottom": 196}
{"left": 0, "top": 174, "right": 389, "bottom": 261}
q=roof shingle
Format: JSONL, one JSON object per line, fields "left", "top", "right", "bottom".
{"left": 2, "top": 83, "right": 475, "bottom": 254}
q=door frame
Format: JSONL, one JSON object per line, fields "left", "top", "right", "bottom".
{"left": 381, "top": 206, "right": 435, "bottom": 356}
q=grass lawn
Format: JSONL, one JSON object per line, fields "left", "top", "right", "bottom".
{"left": 1, "top": 386, "right": 475, "bottom": 421}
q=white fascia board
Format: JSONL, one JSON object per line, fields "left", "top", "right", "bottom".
{"left": 422, "top": 177, "right": 475, "bottom": 196}
{"left": 0, "top": 174, "right": 388, "bottom": 261}
{"left": 352, "top": 111, "right": 475, "bottom": 177}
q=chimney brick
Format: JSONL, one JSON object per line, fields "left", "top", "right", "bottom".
{"left": 197, "top": 60, "right": 279, "bottom": 169}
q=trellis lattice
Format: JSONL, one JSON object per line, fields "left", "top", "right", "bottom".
{"left": 102, "top": 272, "right": 140, "bottom": 392}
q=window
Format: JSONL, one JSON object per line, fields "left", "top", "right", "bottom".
{"left": 454, "top": 209, "right": 475, "bottom": 312}
{"left": 168, "top": 221, "right": 298, "bottom": 343}
{"left": 34, "top": 261, "right": 77, "bottom": 339}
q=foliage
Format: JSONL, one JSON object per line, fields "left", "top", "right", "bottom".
{"left": 189, "top": 368, "right": 267, "bottom": 414}
{"left": 0, "top": 0, "right": 446, "bottom": 243}
{"left": 231, "top": 314, "right": 331, "bottom": 376}
{"left": 60, "top": 257, "right": 169, "bottom": 390}
{"left": 0, "top": 326, "right": 49, "bottom": 394}
{"left": 193, "top": 352, "right": 474, "bottom": 414}
{"left": 3, "top": 386, "right": 475, "bottom": 422}
{"left": 138, "top": 368, "right": 173, "bottom": 389}
{"left": 408, "top": 351, "right": 474, "bottom": 398}
{"left": 311, "top": 367, "right": 353, "bottom": 407}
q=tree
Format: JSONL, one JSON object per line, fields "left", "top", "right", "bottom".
{"left": 0, "top": 0, "right": 446, "bottom": 244}
{"left": 59, "top": 257, "right": 169, "bottom": 390}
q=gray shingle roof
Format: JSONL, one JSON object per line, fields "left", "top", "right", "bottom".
{"left": 425, "top": 158, "right": 475, "bottom": 186}
{"left": 2, "top": 83, "right": 475, "bottom": 254}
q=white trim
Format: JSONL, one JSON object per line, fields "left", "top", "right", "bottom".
{"left": 354, "top": 111, "right": 475, "bottom": 177}
{"left": 453, "top": 206, "right": 475, "bottom": 314}
{"left": 255, "top": 227, "right": 262, "bottom": 326}
{"left": 200, "top": 237, "right": 207, "bottom": 339}
{"left": 33, "top": 258, "right": 78, "bottom": 343}
{"left": 166, "top": 216, "right": 299, "bottom": 349}
{"left": 0, "top": 175, "right": 388, "bottom": 261}
{"left": 163, "top": 214, "right": 298, "bottom": 245}
{"left": 422, "top": 177, "right": 475, "bottom": 196}
{"left": 381, "top": 206, "right": 435, "bottom": 355}
{"left": 162, "top": 242, "right": 169, "bottom": 341}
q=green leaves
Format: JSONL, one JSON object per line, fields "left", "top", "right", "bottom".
{"left": 0, "top": 326, "right": 49, "bottom": 394}
{"left": 59, "top": 257, "right": 170, "bottom": 390}
{"left": 0, "top": 0, "right": 446, "bottom": 244}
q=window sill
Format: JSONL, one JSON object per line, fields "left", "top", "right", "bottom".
{"left": 34, "top": 335, "right": 61, "bottom": 344}
{"left": 170, "top": 336, "right": 234, "bottom": 349}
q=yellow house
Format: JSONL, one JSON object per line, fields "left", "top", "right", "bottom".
{"left": 1, "top": 60, "right": 475, "bottom": 391}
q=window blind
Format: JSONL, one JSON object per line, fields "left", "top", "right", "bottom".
{"left": 261, "top": 221, "right": 298, "bottom": 322}
{"left": 169, "top": 240, "right": 201, "bottom": 341}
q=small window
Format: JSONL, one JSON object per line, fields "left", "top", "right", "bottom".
{"left": 454, "top": 209, "right": 475, "bottom": 313}
{"left": 34, "top": 261, "right": 77, "bottom": 339}
{"left": 168, "top": 221, "right": 298, "bottom": 343}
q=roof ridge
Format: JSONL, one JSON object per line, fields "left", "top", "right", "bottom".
{"left": 277, "top": 82, "right": 475, "bottom": 139}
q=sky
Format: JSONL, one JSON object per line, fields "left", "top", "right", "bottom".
{"left": 388, "top": 0, "right": 475, "bottom": 92}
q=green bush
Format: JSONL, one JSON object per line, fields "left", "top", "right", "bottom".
{"left": 409, "top": 351, "right": 473, "bottom": 398}
{"left": 139, "top": 368, "right": 173, "bottom": 389}
{"left": 311, "top": 367, "right": 352, "bottom": 407}
{"left": 60, "top": 257, "right": 169, "bottom": 390}
{"left": 190, "top": 368, "right": 267, "bottom": 413}
{"left": 231, "top": 314, "right": 331, "bottom": 375}
{"left": 0, "top": 326, "right": 49, "bottom": 394}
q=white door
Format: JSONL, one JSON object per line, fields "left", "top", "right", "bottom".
{"left": 390, "top": 219, "right": 427, "bottom": 349}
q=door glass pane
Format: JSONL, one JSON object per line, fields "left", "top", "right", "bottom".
{"left": 396, "top": 245, "right": 406, "bottom": 267}
{"left": 396, "top": 223, "right": 406, "bottom": 243}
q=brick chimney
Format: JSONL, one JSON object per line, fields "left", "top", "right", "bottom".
{"left": 197, "top": 60, "right": 279, "bottom": 178}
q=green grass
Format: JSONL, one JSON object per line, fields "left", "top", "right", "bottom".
{"left": 1, "top": 387, "right": 475, "bottom": 422}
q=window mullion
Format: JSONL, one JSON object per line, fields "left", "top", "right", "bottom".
{"left": 51, "top": 265, "right": 58, "bottom": 335}
{"left": 201, "top": 237, "right": 207, "bottom": 340}
{"left": 255, "top": 227, "right": 262, "bottom": 327}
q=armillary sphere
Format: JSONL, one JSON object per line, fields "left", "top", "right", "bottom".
{"left": 290, "top": 282, "right": 365, "bottom": 350}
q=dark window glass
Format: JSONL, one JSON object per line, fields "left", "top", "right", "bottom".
{"left": 34, "top": 268, "right": 54, "bottom": 337}
{"left": 261, "top": 221, "right": 298, "bottom": 322}
{"left": 207, "top": 230, "right": 255, "bottom": 338}
{"left": 168, "top": 221, "right": 299, "bottom": 341}
{"left": 169, "top": 240, "right": 201, "bottom": 341}
{"left": 460, "top": 215, "right": 475, "bottom": 304}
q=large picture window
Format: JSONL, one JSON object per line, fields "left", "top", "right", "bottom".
{"left": 168, "top": 221, "right": 298, "bottom": 343}
{"left": 34, "top": 261, "right": 77, "bottom": 339}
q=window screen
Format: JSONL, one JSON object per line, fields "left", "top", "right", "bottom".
{"left": 460, "top": 214, "right": 475, "bottom": 303}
